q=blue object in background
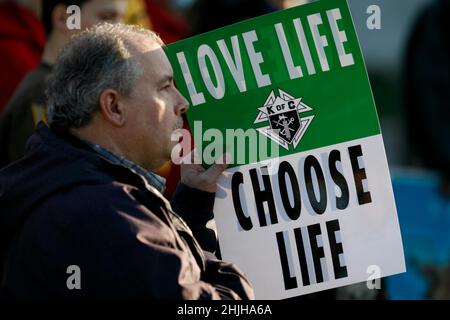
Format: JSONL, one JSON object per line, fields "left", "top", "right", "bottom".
{"left": 387, "top": 168, "right": 450, "bottom": 299}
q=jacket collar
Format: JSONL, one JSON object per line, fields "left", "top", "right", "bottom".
{"left": 82, "top": 140, "right": 166, "bottom": 193}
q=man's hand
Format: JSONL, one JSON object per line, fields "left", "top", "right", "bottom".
{"left": 180, "top": 149, "right": 229, "bottom": 193}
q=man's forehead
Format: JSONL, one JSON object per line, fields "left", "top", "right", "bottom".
{"left": 126, "top": 36, "right": 164, "bottom": 57}
{"left": 127, "top": 38, "right": 172, "bottom": 77}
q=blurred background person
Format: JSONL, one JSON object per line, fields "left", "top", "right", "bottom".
{"left": 403, "top": 0, "right": 450, "bottom": 191}
{"left": 0, "top": 0, "right": 44, "bottom": 113}
{"left": 398, "top": 0, "right": 450, "bottom": 299}
{"left": 0, "top": 0, "right": 127, "bottom": 168}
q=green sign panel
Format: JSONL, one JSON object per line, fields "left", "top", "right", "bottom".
{"left": 166, "top": 0, "right": 380, "bottom": 166}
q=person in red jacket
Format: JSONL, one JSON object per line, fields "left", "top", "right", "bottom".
{"left": 0, "top": 1, "right": 45, "bottom": 114}
{"left": 0, "top": 0, "right": 127, "bottom": 168}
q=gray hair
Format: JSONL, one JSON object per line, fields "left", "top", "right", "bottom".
{"left": 46, "top": 23, "right": 164, "bottom": 130}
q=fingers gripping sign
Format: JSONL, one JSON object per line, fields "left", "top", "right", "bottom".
{"left": 180, "top": 148, "right": 231, "bottom": 193}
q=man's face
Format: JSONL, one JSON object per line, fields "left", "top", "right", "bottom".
{"left": 80, "top": 0, "right": 127, "bottom": 28}
{"left": 121, "top": 39, "right": 189, "bottom": 170}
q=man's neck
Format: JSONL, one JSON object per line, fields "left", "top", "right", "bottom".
{"left": 66, "top": 126, "right": 167, "bottom": 193}
{"left": 71, "top": 126, "right": 125, "bottom": 161}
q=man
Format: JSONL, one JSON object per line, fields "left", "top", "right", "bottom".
{"left": 0, "top": 23, "right": 254, "bottom": 300}
{"left": 0, "top": 0, "right": 127, "bottom": 167}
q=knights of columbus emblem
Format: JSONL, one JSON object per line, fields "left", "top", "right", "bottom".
{"left": 254, "top": 89, "right": 315, "bottom": 150}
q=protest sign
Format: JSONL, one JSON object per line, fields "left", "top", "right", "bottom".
{"left": 166, "top": 0, "right": 405, "bottom": 299}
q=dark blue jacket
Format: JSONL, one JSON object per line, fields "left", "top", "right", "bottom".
{"left": 0, "top": 123, "right": 253, "bottom": 299}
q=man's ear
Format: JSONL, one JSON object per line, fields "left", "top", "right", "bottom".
{"left": 52, "top": 4, "right": 70, "bottom": 33}
{"left": 98, "top": 89, "right": 126, "bottom": 127}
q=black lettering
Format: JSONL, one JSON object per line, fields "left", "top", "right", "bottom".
{"left": 278, "top": 161, "right": 301, "bottom": 221}
{"left": 348, "top": 145, "right": 372, "bottom": 205}
{"left": 276, "top": 231, "right": 298, "bottom": 290}
{"left": 304, "top": 155, "right": 327, "bottom": 214}
{"left": 267, "top": 105, "right": 274, "bottom": 114}
{"left": 288, "top": 100, "right": 296, "bottom": 109}
{"left": 328, "top": 150, "right": 350, "bottom": 210}
{"left": 293, "top": 227, "right": 310, "bottom": 286}
{"left": 250, "top": 167, "right": 278, "bottom": 227}
{"left": 231, "top": 172, "right": 253, "bottom": 230}
{"left": 326, "top": 219, "right": 348, "bottom": 279}
{"left": 308, "top": 223, "right": 325, "bottom": 283}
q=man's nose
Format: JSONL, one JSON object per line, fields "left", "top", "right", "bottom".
{"left": 175, "top": 90, "right": 189, "bottom": 116}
